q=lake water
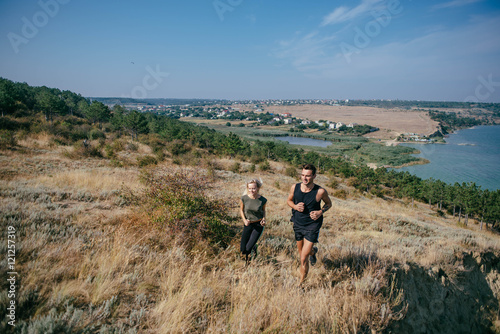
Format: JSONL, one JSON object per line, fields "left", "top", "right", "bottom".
{"left": 397, "top": 125, "right": 500, "bottom": 190}
{"left": 276, "top": 136, "right": 332, "bottom": 148}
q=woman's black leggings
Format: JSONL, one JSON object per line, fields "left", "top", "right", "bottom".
{"left": 240, "top": 223, "right": 264, "bottom": 255}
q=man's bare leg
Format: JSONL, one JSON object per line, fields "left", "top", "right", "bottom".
{"left": 297, "top": 239, "right": 315, "bottom": 285}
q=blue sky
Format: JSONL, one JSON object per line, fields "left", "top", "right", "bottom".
{"left": 1, "top": 0, "right": 499, "bottom": 102}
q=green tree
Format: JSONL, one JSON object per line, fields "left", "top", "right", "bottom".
{"left": 224, "top": 132, "right": 245, "bottom": 157}
{"left": 124, "top": 110, "right": 148, "bottom": 140}
{"left": 462, "top": 182, "right": 480, "bottom": 224}
{"left": 84, "top": 101, "right": 110, "bottom": 127}
{"left": 61, "top": 90, "right": 86, "bottom": 117}
{"left": 110, "top": 105, "right": 126, "bottom": 136}
{"left": 36, "top": 89, "right": 65, "bottom": 122}
{"left": 0, "top": 79, "right": 16, "bottom": 117}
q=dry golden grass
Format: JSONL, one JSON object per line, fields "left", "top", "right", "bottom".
{"left": 261, "top": 105, "right": 440, "bottom": 139}
{"left": 2, "top": 137, "right": 499, "bottom": 333}
{"left": 16, "top": 132, "right": 54, "bottom": 149}
{"left": 36, "top": 168, "right": 142, "bottom": 194}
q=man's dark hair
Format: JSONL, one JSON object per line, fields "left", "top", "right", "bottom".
{"left": 302, "top": 163, "right": 316, "bottom": 175}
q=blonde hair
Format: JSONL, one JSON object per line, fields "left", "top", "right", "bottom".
{"left": 243, "top": 178, "right": 263, "bottom": 195}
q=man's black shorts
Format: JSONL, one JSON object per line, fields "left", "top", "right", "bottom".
{"left": 293, "top": 223, "right": 322, "bottom": 243}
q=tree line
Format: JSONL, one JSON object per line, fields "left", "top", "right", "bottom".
{"left": 428, "top": 110, "right": 483, "bottom": 134}
{"left": 1, "top": 77, "right": 499, "bottom": 228}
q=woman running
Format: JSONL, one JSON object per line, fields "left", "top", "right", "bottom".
{"left": 240, "top": 179, "right": 267, "bottom": 265}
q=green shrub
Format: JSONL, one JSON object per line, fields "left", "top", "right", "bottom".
{"left": 259, "top": 160, "right": 271, "bottom": 171}
{"left": 285, "top": 166, "right": 297, "bottom": 179}
{"left": 89, "top": 129, "right": 106, "bottom": 140}
{"left": 111, "top": 139, "right": 125, "bottom": 152}
{"left": 104, "top": 144, "right": 115, "bottom": 158}
{"left": 250, "top": 155, "right": 264, "bottom": 164}
{"left": 143, "top": 170, "right": 234, "bottom": 249}
{"left": 168, "top": 140, "right": 191, "bottom": 156}
{"left": 126, "top": 142, "right": 138, "bottom": 152}
{"left": 155, "top": 150, "right": 166, "bottom": 162}
{"left": 137, "top": 155, "right": 158, "bottom": 167}
{"left": 0, "top": 130, "right": 17, "bottom": 148}
{"left": 0, "top": 117, "right": 30, "bottom": 131}
{"left": 333, "top": 189, "right": 348, "bottom": 199}
{"left": 230, "top": 162, "right": 241, "bottom": 174}
{"left": 65, "top": 140, "right": 102, "bottom": 159}
{"left": 328, "top": 177, "right": 339, "bottom": 189}
{"left": 370, "top": 186, "right": 384, "bottom": 198}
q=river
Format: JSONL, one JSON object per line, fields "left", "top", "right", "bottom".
{"left": 397, "top": 125, "right": 500, "bottom": 190}
{"left": 276, "top": 128, "right": 500, "bottom": 190}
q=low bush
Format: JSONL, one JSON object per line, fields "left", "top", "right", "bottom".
{"left": 230, "top": 162, "right": 241, "bottom": 174}
{"left": 89, "top": 129, "right": 106, "bottom": 140}
{"left": 250, "top": 155, "right": 264, "bottom": 164}
{"left": 167, "top": 140, "right": 191, "bottom": 156}
{"left": 259, "top": 160, "right": 271, "bottom": 171}
{"left": 333, "top": 189, "right": 348, "bottom": 199}
{"left": 0, "top": 129, "right": 17, "bottom": 148}
{"left": 285, "top": 166, "right": 297, "bottom": 179}
{"left": 65, "top": 140, "right": 103, "bottom": 159}
{"left": 104, "top": 144, "right": 115, "bottom": 158}
{"left": 125, "top": 142, "right": 138, "bottom": 152}
{"left": 137, "top": 155, "right": 158, "bottom": 167}
{"left": 142, "top": 170, "right": 234, "bottom": 250}
{"left": 0, "top": 117, "right": 30, "bottom": 131}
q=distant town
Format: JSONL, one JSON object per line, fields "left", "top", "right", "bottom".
{"left": 91, "top": 97, "right": 500, "bottom": 141}
{"left": 91, "top": 98, "right": 387, "bottom": 136}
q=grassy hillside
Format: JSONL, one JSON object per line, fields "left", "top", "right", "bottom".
{"left": 1, "top": 130, "right": 500, "bottom": 333}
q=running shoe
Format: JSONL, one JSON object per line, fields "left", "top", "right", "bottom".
{"left": 310, "top": 246, "right": 318, "bottom": 266}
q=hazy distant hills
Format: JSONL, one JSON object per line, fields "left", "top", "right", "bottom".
{"left": 90, "top": 97, "right": 227, "bottom": 106}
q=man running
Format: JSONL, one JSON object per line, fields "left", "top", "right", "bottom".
{"left": 287, "top": 164, "right": 332, "bottom": 285}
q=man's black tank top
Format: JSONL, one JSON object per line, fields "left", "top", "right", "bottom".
{"left": 291, "top": 183, "right": 323, "bottom": 228}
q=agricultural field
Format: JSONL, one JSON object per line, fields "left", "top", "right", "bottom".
{"left": 241, "top": 104, "right": 441, "bottom": 140}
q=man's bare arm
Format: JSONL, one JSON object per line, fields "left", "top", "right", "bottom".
{"left": 287, "top": 184, "right": 304, "bottom": 212}
{"left": 321, "top": 189, "right": 332, "bottom": 213}
{"left": 310, "top": 188, "right": 332, "bottom": 220}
